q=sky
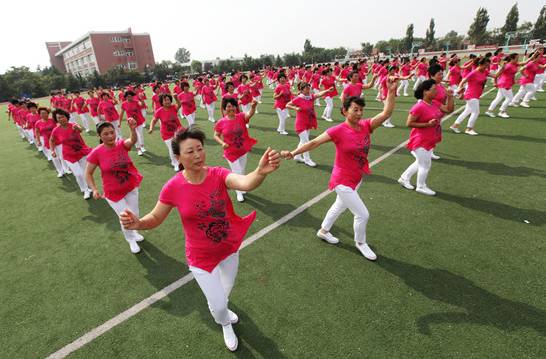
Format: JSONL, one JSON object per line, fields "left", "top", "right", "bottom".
{"left": 0, "top": 0, "right": 543, "bottom": 74}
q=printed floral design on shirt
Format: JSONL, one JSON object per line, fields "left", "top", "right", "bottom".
{"left": 353, "top": 135, "right": 370, "bottom": 169}
{"left": 165, "top": 113, "right": 179, "bottom": 133}
{"left": 111, "top": 152, "right": 131, "bottom": 185}
{"left": 67, "top": 132, "right": 83, "bottom": 153}
{"left": 196, "top": 190, "right": 230, "bottom": 243}
{"left": 231, "top": 124, "right": 245, "bottom": 149}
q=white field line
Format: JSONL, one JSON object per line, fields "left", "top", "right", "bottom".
{"left": 45, "top": 87, "right": 495, "bottom": 359}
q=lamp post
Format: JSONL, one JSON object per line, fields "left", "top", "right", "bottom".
{"left": 410, "top": 42, "right": 422, "bottom": 57}
{"left": 504, "top": 31, "right": 517, "bottom": 53}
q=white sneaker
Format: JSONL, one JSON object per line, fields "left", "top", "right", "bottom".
{"left": 355, "top": 242, "right": 377, "bottom": 261}
{"left": 128, "top": 239, "right": 141, "bottom": 254}
{"left": 208, "top": 118, "right": 216, "bottom": 123}
{"left": 316, "top": 230, "right": 339, "bottom": 244}
{"left": 431, "top": 153, "right": 440, "bottom": 160}
{"left": 531, "top": 96, "right": 537, "bottom": 101}
{"left": 382, "top": 121, "right": 395, "bottom": 128}
{"left": 135, "top": 233, "right": 144, "bottom": 242}
{"left": 83, "top": 189, "right": 92, "bottom": 200}
{"left": 465, "top": 129, "right": 479, "bottom": 136}
{"left": 228, "top": 310, "right": 239, "bottom": 324}
{"left": 324, "top": 118, "right": 333, "bottom": 122}
{"left": 141, "top": 147, "right": 147, "bottom": 153}
{"left": 174, "top": 165, "right": 180, "bottom": 172}
{"left": 294, "top": 155, "right": 305, "bottom": 163}
{"left": 137, "top": 149, "right": 143, "bottom": 156}
{"left": 65, "top": 170, "right": 72, "bottom": 175}
{"left": 304, "top": 159, "right": 317, "bottom": 167}
{"left": 236, "top": 193, "right": 245, "bottom": 202}
{"left": 278, "top": 130, "right": 288, "bottom": 135}
{"left": 498, "top": 112, "right": 510, "bottom": 118}
{"left": 520, "top": 102, "right": 530, "bottom": 108}
{"left": 449, "top": 126, "right": 461, "bottom": 134}
{"left": 246, "top": 124, "right": 250, "bottom": 128}
{"left": 509, "top": 102, "right": 519, "bottom": 107}
{"left": 57, "top": 173, "right": 64, "bottom": 178}
{"left": 397, "top": 177, "right": 415, "bottom": 190}
{"left": 485, "top": 111, "right": 496, "bottom": 118}
{"left": 537, "top": 89, "right": 545, "bottom": 93}
{"left": 416, "top": 187, "right": 436, "bottom": 196}
{"left": 222, "top": 324, "right": 238, "bottom": 352}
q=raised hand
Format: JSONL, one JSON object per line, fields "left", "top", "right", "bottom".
{"left": 127, "top": 117, "right": 137, "bottom": 129}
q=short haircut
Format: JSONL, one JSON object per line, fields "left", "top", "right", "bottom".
{"left": 159, "top": 93, "right": 173, "bottom": 105}
{"left": 221, "top": 97, "right": 238, "bottom": 110}
{"left": 428, "top": 64, "right": 443, "bottom": 78}
{"left": 52, "top": 109, "right": 70, "bottom": 122}
{"left": 171, "top": 126, "right": 206, "bottom": 161}
{"left": 414, "top": 79, "right": 436, "bottom": 100}
{"left": 342, "top": 96, "right": 365, "bottom": 112}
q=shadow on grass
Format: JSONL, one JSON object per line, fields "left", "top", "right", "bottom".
{"left": 81, "top": 198, "right": 121, "bottom": 232}
{"left": 480, "top": 133, "right": 546, "bottom": 145}
{"left": 376, "top": 255, "right": 546, "bottom": 337}
{"left": 436, "top": 192, "right": 546, "bottom": 226}
{"left": 140, "top": 150, "right": 170, "bottom": 167}
{"left": 440, "top": 158, "right": 546, "bottom": 178}
{"left": 136, "top": 241, "right": 286, "bottom": 357}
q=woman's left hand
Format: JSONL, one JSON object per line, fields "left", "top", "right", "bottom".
{"left": 127, "top": 117, "right": 137, "bottom": 129}
{"left": 257, "top": 147, "right": 281, "bottom": 175}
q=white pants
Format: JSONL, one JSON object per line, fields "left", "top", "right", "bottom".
{"left": 184, "top": 112, "right": 196, "bottom": 127}
{"left": 111, "top": 120, "right": 122, "bottom": 139}
{"left": 190, "top": 252, "right": 239, "bottom": 326}
{"left": 136, "top": 124, "right": 145, "bottom": 149}
{"left": 276, "top": 108, "right": 288, "bottom": 132}
{"left": 141, "top": 109, "right": 147, "bottom": 120}
{"left": 69, "top": 112, "right": 78, "bottom": 124}
{"left": 105, "top": 188, "right": 141, "bottom": 242}
{"left": 454, "top": 98, "right": 480, "bottom": 128}
{"left": 164, "top": 137, "right": 179, "bottom": 169}
{"left": 313, "top": 89, "right": 321, "bottom": 105}
{"left": 79, "top": 113, "right": 91, "bottom": 131}
{"left": 227, "top": 153, "right": 248, "bottom": 197}
{"left": 413, "top": 75, "right": 427, "bottom": 91}
{"left": 400, "top": 147, "right": 433, "bottom": 190}
{"left": 397, "top": 79, "right": 409, "bottom": 96}
{"left": 296, "top": 130, "right": 312, "bottom": 162}
{"left": 197, "top": 94, "right": 204, "bottom": 108}
{"left": 488, "top": 88, "right": 513, "bottom": 113}
{"left": 321, "top": 183, "right": 369, "bottom": 244}
{"left": 66, "top": 156, "right": 90, "bottom": 192}
{"left": 241, "top": 103, "right": 251, "bottom": 114}
{"left": 450, "top": 85, "right": 458, "bottom": 95}
{"left": 512, "top": 84, "right": 536, "bottom": 105}
{"left": 24, "top": 129, "right": 35, "bottom": 144}
{"left": 534, "top": 73, "right": 545, "bottom": 90}
{"left": 42, "top": 136, "right": 64, "bottom": 175}
{"left": 16, "top": 124, "right": 25, "bottom": 139}
{"left": 322, "top": 96, "right": 333, "bottom": 120}
{"left": 55, "top": 145, "right": 71, "bottom": 173}
{"left": 91, "top": 116, "right": 99, "bottom": 126}
{"left": 205, "top": 103, "right": 216, "bottom": 121}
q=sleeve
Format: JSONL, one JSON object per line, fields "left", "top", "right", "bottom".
{"left": 215, "top": 167, "right": 231, "bottom": 185}
{"left": 409, "top": 102, "right": 422, "bottom": 117}
{"left": 213, "top": 119, "right": 223, "bottom": 134}
{"left": 153, "top": 108, "right": 161, "bottom": 120}
{"left": 158, "top": 177, "right": 177, "bottom": 206}
{"left": 326, "top": 125, "right": 340, "bottom": 143}
{"left": 86, "top": 147, "right": 99, "bottom": 165}
{"left": 361, "top": 119, "right": 373, "bottom": 134}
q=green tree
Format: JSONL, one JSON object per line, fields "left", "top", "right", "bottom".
{"left": 274, "top": 55, "right": 284, "bottom": 67}
{"left": 190, "top": 60, "right": 202, "bottom": 73}
{"left": 501, "top": 4, "right": 519, "bottom": 37}
{"left": 174, "top": 48, "right": 191, "bottom": 64}
{"left": 533, "top": 5, "right": 546, "bottom": 38}
{"left": 403, "top": 24, "right": 414, "bottom": 52}
{"left": 439, "top": 30, "right": 465, "bottom": 50}
{"left": 303, "top": 39, "right": 313, "bottom": 53}
{"left": 361, "top": 42, "right": 373, "bottom": 55}
{"left": 425, "top": 18, "right": 436, "bottom": 49}
{"left": 468, "top": 7, "right": 490, "bottom": 45}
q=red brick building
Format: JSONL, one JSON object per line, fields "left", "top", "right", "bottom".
{"left": 45, "top": 28, "right": 155, "bottom": 77}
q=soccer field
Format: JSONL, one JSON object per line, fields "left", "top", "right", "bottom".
{"left": 1, "top": 83, "right": 546, "bottom": 358}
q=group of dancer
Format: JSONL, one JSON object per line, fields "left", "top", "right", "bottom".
{"left": 5, "top": 44, "right": 545, "bottom": 351}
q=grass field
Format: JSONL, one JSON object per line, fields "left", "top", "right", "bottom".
{"left": 1, "top": 80, "right": 545, "bottom": 359}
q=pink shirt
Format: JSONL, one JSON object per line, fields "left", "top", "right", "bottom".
{"left": 34, "top": 119, "right": 57, "bottom": 149}
{"left": 448, "top": 66, "right": 462, "bottom": 86}
{"left": 292, "top": 94, "right": 317, "bottom": 134}
{"left": 321, "top": 75, "right": 338, "bottom": 97}
{"left": 326, "top": 120, "right": 373, "bottom": 190}
{"left": 153, "top": 106, "right": 183, "bottom": 141}
{"left": 519, "top": 62, "right": 540, "bottom": 85}
{"left": 274, "top": 84, "right": 292, "bottom": 110}
{"left": 433, "top": 84, "right": 447, "bottom": 105}
{"left": 201, "top": 85, "right": 217, "bottom": 105}
{"left": 343, "top": 83, "right": 363, "bottom": 98}
{"left": 98, "top": 100, "right": 120, "bottom": 122}
{"left": 237, "top": 84, "right": 253, "bottom": 105}
{"left": 407, "top": 100, "right": 443, "bottom": 151}
{"left": 159, "top": 167, "right": 257, "bottom": 272}
{"left": 25, "top": 113, "right": 40, "bottom": 129}
{"left": 214, "top": 113, "right": 257, "bottom": 162}
{"left": 86, "top": 97, "right": 99, "bottom": 117}
{"left": 87, "top": 140, "right": 143, "bottom": 202}
{"left": 400, "top": 64, "right": 412, "bottom": 76}
{"left": 464, "top": 69, "right": 487, "bottom": 100}
{"left": 121, "top": 100, "right": 146, "bottom": 126}
{"left": 177, "top": 92, "right": 197, "bottom": 116}
{"left": 152, "top": 94, "right": 161, "bottom": 110}
{"left": 73, "top": 96, "right": 88, "bottom": 114}
{"left": 496, "top": 63, "right": 518, "bottom": 89}
{"left": 50, "top": 123, "right": 92, "bottom": 163}
{"left": 417, "top": 63, "right": 428, "bottom": 76}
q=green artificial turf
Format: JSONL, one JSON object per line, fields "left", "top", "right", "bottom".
{"left": 1, "top": 81, "right": 545, "bottom": 358}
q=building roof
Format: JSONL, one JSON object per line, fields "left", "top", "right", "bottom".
{"left": 54, "top": 29, "right": 150, "bottom": 57}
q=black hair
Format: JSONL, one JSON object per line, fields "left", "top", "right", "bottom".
{"left": 504, "top": 53, "right": 518, "bottom": 62}
{"left": 428, "top": 64, "right": 443, "bottom": 78}
{"left": 159, "top": 93, "right": 173, "bottom": 106}
{"left": 342, "top": 96, "right": 365, "bottom": 112}
{"left": 414, "top": 79, "right": 436, "bottom": 100}
{"left": 52, "top": 109, "right": 70, "bottom": 122}
{"left": 494, "top": 48, "right": 503, "bottom": 56}
{"left": 297, "top": 82, "right": 310, "bottom": 91}
{"left": 240, "top": 74, "right": 248, "bottom": 81}
{"left": 124, "top": 90, "right": 136, "bottom": 98}
{"left": 100, "top": 92, "right": 110, "bottom": 99}
{"left": 171, "top": 126, "right": 206, "bottom": 163}
{"left": 277, "top": 73, "right": 287, "bottom": 80}
{"left": 27, "top": 102, "right": 38, "bottom": 109}
{"left": 180, "top": 81, "right": 190, "bottom": 89}
{"left": 347, "top": 71, "right": 359, "bottom": 81}
{"left": 225, "top": 81, "right": 234, "bottom": 90}
{"left": 38, "top": 107, "right": 50, "bottom": 114}
{"left": 478, "top": 57, "right": 491, "bottom": 66}
{"left": 221, "top": 97, "right": 238, "bottom": 110}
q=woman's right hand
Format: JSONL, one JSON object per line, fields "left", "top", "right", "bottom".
{"left": 428, "top": 119, "right": 439, "bottom": 127}
{"left": 51, "top": 151, "right": 57, "bottom": 158}
{"left": 281, "top": 150, "right": 294, "bottom": 160}
{"left": 120, "top": 209, "right": 140, "bottom": 230}
{"left": 92, "top": 190, "right": 104, "bottom": 200}
{"left": 222, "top": 142, "right": 229, "bottom": 149}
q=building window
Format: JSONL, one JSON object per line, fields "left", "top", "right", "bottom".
{"left": 126, "top": 50, "right": 134, "bottom": 56}
{"left": 127, "top": 62, "right": 137, "bottom": 69}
